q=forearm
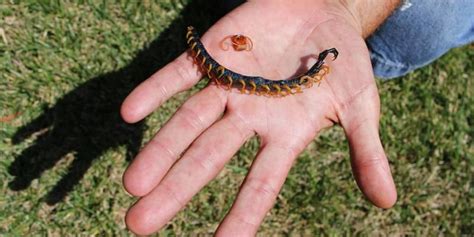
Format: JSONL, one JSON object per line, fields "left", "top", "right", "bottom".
{"left": 338, "top": 0, "right": 401, "bottom": 38}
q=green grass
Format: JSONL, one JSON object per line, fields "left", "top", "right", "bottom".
{"left": 1, "top": 1, "right": 472, "bottom": 236}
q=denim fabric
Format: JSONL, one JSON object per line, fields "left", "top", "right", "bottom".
{"left": 368, "top": 0, "right": 474, "bottom": 79}
{"left": 220, "top": 0, "right": 474, "bottom": 79}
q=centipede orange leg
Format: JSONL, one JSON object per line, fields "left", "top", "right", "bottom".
{"left": 225, "top": 76, "right": 233, "bottom": 90}
{"left": 217, "top": 66, "right": 225, "bottom": 79}
{"left": 283, "top": 85, "right": 293, "bottom": 95}
{"left": 261, "top": 85, "right": 271, "bottom": 96}
{"left": 207, "top": 64, "right": 214, "bottom": 78}
{"left": 320, "top": 65, "right": 330, "bottom": 76}
{"left": 238, "top": 79, "right": 246, "bottom": 94}
{"left": 249, "top": 81, "right": 257, "bottom": 94}
{"left": 200, "top": 56, "right": 207, "bottom": 68}
{"left": 292, "top": 84, "right": 302, "bottom": 93}
{"left": 272, "top": 84, "right": 282, "bottom": 97}
{"left": 300, "top": 76, "right": 313, "bottom": 88}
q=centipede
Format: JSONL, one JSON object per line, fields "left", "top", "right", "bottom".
{"left": 186, "top": 26, "right": 338, "bottom": 97}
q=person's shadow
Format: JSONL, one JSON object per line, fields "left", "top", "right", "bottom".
{"left": 8, "top": 0, "right": 225, "bottom": 205}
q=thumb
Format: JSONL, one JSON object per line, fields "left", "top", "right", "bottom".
{"left": 339, "top": 86, "right": 397, "bottom": 208}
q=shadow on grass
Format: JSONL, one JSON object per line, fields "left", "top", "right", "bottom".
{"left": 8, "top": 0, "right": 225, "bottom": 205}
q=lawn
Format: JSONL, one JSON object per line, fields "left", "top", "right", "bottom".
{"left": 0, "top": 1, "right": 472, "bottom": 236}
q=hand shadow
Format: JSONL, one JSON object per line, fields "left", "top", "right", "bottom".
{"left": 8, "top": 0, "right": 224, "bottom": 205}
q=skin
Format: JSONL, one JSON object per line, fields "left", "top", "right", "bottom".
{"left": 121, "top": 0, "right": 399, "bottom": 235}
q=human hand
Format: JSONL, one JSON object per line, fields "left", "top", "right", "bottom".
{"left": 121, "top": 0, "right": 397, "bottom": 235}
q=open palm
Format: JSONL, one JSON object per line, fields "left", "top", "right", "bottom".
{"left": 121, "top": 1, "right": 397, "bottom": 235}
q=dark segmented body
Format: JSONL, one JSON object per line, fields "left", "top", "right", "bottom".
{"left": 186, "top": 26, "right": 338, "bottom": 96}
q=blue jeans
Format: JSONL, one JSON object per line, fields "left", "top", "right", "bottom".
{"left": 368, "top": 0, "right": 474, "bottom": 79}
{"left": 221, "top": 0, "right": 474, "bottom": 79}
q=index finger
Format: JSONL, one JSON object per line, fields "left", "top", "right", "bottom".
{"left": 121, "top": 52, "right": 202, "bottom": 123}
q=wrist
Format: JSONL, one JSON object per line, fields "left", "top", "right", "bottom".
{"left": 336, "top": 0, "right": 401, "bottom": 38}
{"left": 248, "top": 0, "right": 364, "bottom": 36}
